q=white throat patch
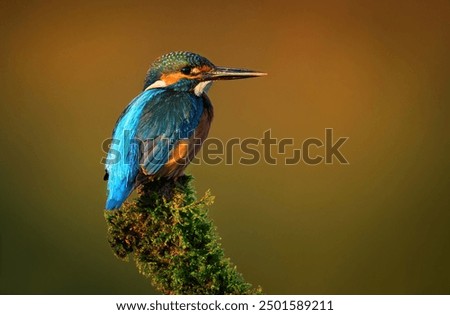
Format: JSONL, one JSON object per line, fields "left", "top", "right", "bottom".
{"left": 194, "top": 81, "right": 212, "bottom": 96}
{"left": 146, "top": 79, "right": 212, "bottom": 96}
{"left": 145, "top": 80, "right": 167, "bottom": 91}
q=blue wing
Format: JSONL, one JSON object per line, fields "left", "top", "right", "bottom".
{"left": 136, "top": 91, "right": 204, "bottom": 174}
{"left": 104, "top": 89, "right": 204, "bottom": 210}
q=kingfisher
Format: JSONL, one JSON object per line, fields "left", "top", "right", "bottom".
{"left": 103, "top": 51, "right": 266, "bottom": 210}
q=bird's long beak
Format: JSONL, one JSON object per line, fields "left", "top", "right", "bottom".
{"left": 204, "top": 67, "right": 267, "bottom": 81}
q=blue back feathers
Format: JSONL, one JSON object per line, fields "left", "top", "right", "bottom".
{"left": 104, "top": 89, "right": 204, "bottom": 210}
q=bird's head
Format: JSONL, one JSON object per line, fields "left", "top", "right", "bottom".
{"left": 143, "top": 51, "right": 266, "bottom": 96}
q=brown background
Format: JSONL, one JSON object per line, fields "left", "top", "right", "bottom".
{"left": 1, "top": 0, "right": 449, "bottom": 294}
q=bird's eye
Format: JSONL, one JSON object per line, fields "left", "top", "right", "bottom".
{"left": 180, "top": 66, "right": 191, "bottom": 75}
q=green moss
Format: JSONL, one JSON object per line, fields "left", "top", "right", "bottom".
{"left": 104, "top": 175, "right": 261, "bottom": 295}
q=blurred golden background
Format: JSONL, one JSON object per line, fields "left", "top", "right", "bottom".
{"left": 1, "top": 1, "right": 449, "bottom": 294}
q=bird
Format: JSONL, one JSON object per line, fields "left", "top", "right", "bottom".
{"left": 104, "top": 51, "right": 266, "bottom": 210}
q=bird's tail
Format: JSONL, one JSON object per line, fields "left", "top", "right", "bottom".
{"left": 105, "top": 196, "right": 125, "bottom": 210}
{"left": 105, "top": 181, "right": 134, "bottom": 210}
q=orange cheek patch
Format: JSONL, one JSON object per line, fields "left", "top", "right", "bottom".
{"left": 161, "top": 65, "right": 213, "bottom": 85}
{"left": 161, "top": 72, "right": 189, "bottom": 85}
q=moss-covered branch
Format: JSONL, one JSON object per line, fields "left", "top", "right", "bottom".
{"left": 104, "top": 175, "right": 260, "bottom": 294}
